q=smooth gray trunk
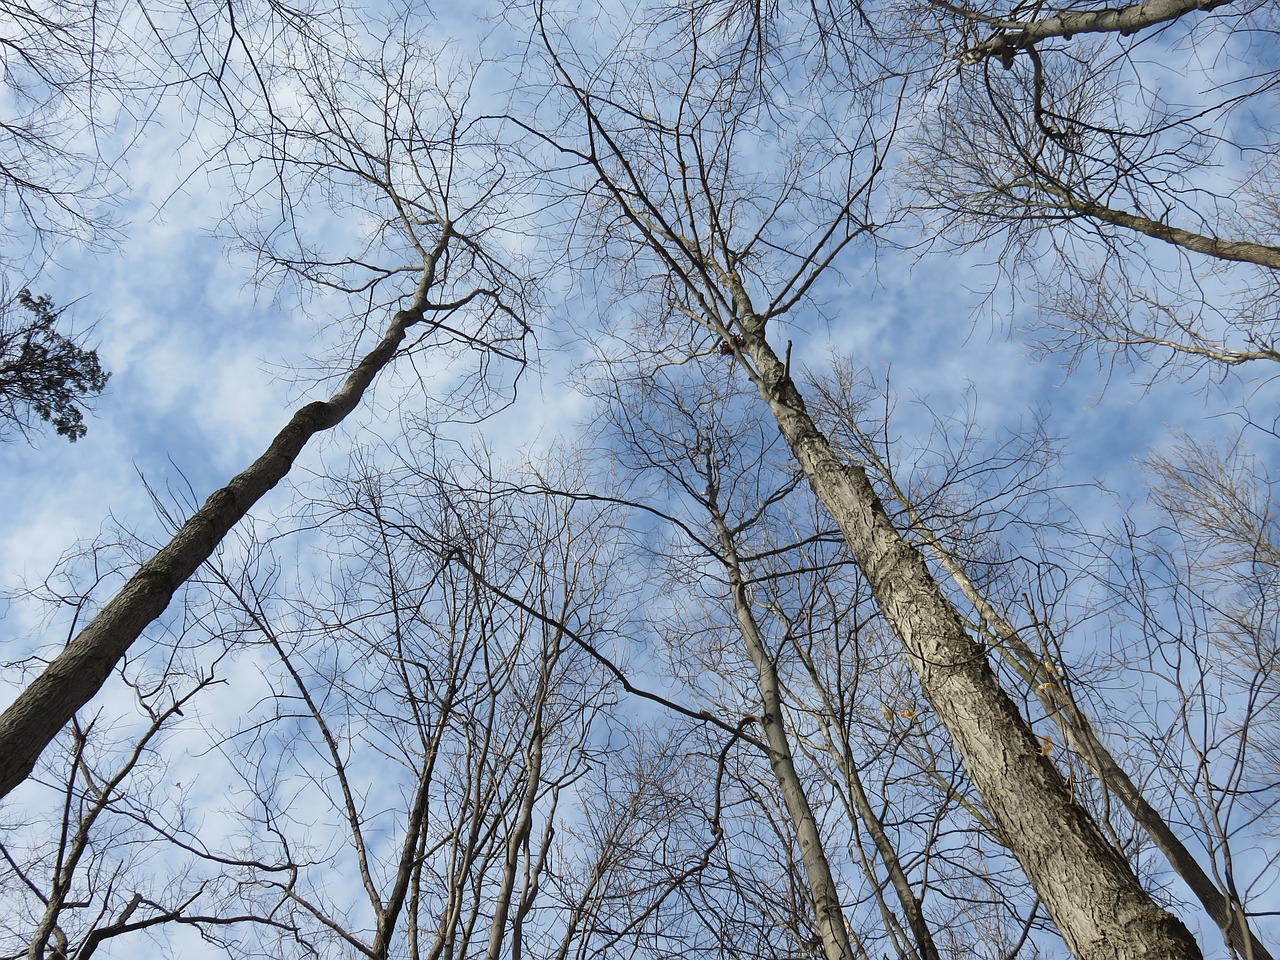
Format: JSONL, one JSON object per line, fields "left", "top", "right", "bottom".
{"left": 712, "top": 506, "right": 862, "bottom": 960}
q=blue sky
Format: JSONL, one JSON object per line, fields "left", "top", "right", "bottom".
{"left": 1, "top": 0, "right": 1277, "bottom": 955}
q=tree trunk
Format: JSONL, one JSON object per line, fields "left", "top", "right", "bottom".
{"left": 0, "top": 307, "right": 426, "bottom": 801}
{"left": 736, "top": 324, "right": 1203, "bottom": 960}
{"left": 711, "top": 506, "right": 864, "bottom": 960}
{"left": 863, "top": 441, "right": 1272, "bottom": 960}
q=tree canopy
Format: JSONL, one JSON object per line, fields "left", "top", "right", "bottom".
{"left": 0, "top": 1, "right": 1277, "bottom": 958}
{"left": 0, "top": 289, "right": 108, "bottom": 441}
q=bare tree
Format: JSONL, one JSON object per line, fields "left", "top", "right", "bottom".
{"left": 0, "top": 563, "right": 300, "bottom": 960}
{"left": 1103, "top": 433, "right": 1280, "bottom": 954}
{"left": 0, "top": 33, "right": 531, "bottom": 800}
{"left": 529, "top": 3, "right": 1202, "bottom": 954}
{"left": 0, "top": 0, "right": 124, "bottom": 269}
{"left": 193, "top": 450, "right": 649, "bottom": 960}
{"left": 580, "top": 364, "right": 1061, "bottom": 958}
{"left": 805, "top": 360, "right": 1279, "bottom": 960}
{"left": 907, "top": 0, "right": 1280, "bottom": 379}
{"left": 4, "top": 3, "right": 1279, "bottom": 960}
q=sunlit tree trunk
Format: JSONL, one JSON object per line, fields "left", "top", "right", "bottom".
{"left": 859, "top": 435, "right": 1272, "bottom": 960}
{"left": 731, "top": 315, "right": 1202, "bottom": 960}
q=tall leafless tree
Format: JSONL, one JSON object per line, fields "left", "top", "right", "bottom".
{"left": 0, "top": 35, "right": 531, "bottom": 800}
{"left": 3, "top": 2, "right": 1279, "bottom": 959}
{"left": 529, "top": 2, "right": 1204, "bottom": 955}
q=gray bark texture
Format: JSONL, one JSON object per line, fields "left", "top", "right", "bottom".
{"left": 868, "top": 449, "right": 1272, "bottom": 960}
{"left": 958, "top": 0, "right": 1236, "bottom": 63}
{"left": 0, "top": 307, "right": 425, "bottom": 802}
{"left": 1050, "top": 190, "right": 1280, "bottom": 272}
{"left": 737, "top": 324, "right": 1203, "bottom": 960}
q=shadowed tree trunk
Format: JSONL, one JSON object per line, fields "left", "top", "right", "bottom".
{"left": 0, "top": 230, "right": 494, "bottom": 801}
{"left": 0, "top": 305, "right": 425, "bottom": 801}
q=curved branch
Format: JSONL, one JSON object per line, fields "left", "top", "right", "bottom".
{"left": 955, "top": 0, "right": 1236, "bottom": 63}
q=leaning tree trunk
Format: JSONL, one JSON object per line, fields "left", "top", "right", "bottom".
{"left": 728, "top": 308, "right": 1202, "bottom": 960}
{"left": 866, "top": 448, "right": 1271, "bottom": 960}
{"left": 0, "top": 293, "right": 438, "bottom": 801}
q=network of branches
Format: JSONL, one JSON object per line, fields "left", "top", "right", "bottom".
{"left": 0, "top": 1, "right": 1277, "bottom": 959}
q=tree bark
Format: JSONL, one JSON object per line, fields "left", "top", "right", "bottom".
{"left": 734, "top": 323, "right": 1203, "bottom": 960}
{"left": 0, "top": 306, "right": 426, "bottom": 802}
{"left": 864, "top": 445, "right": 1272, "bottom": 960}
{"left": 711, "top": 505, "right": 864, "bottom": 960}
{"left": 956, "top": 0, "right": 1236, "bottom": 64}
{"left": 1048, "top": 190, "right": 1280, "bottom": 273}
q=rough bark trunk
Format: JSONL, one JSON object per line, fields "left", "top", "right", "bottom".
{"left": 0, "top": 307, "right": 427, "bottom": 801}
{"left": 736, "top": 326, "right": 1202, "bottom": 960}
{"left": 865, "top": 443, "right": 1272, "bottom": 960}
